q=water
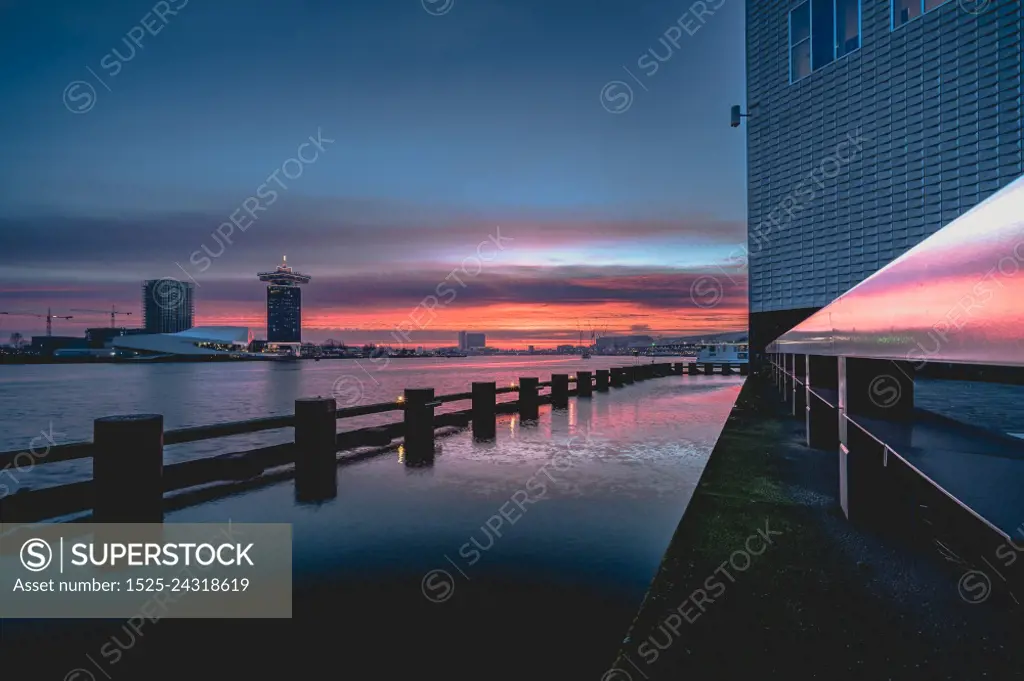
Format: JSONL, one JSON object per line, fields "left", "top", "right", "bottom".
{"left": 0, "top": 358, "right": 744, "bottom": 679}
{"left": 0, "top": 355, "right": 699, "bottom": 492}
{"left": 914, "top": 378, "right": 1024, "bottom": 438}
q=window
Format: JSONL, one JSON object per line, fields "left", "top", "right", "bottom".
{"left": 892, "top": 0, "right": 921, "bottom": 26}
{"left": 790, "top": 0, "right": 860, "bottom": 83}
{"left": 810, "top": 0, "right": 834, "bottom": 70}
{"left": 893, "top": 0, "right": 951, "bottom": 28}
{"left": 836, "top": 0, "right": 861, "bottom": 57}
{"left": 789, "top": 2, "right": 811, "bottom": 81}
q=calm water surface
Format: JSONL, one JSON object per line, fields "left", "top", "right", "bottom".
{"left": 0, "top": 355, "right": 699, "bottom": 491}
{"left": 2, "top": 358, "right": 744, "bottom": 679}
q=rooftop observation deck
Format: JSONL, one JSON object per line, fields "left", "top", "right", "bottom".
{"left": 257, "top": 256, "right": 311, "bottom": 286}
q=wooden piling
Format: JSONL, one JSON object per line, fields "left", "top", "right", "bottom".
{"left": 595, "top": 369, "right": 610, "bottom": 391}
{"left": 472, "top": 381, "right": 497, "bottom": 440}
{"left": 722, "top": 364, "right": 734, "bottom": 375}
{"left": 704, "top": 363, "right": 715, "bottom": 375}
{"left": 688, "top": 362, "right": 699, "bottom": 375}
{"left": 294, "top": 397, "right": 338, "bottom": 502}
{"left": 577, "top": 371, "right": 593, "bottom": 397}
{"left": 624, "top": 366, "right": 636, "bottom": 384}
{"left": 740, "top": 363, "right": 749, "bottom": 376}
{"left": 518, "top": 377, "right": 539, "bottom": 420}
{"left": 403, "top": 388, "right": 437, "bottom": 464}
{"left": 610, "top": 368, "right": 624, "bottom": 388}
{"left": 93, "top": 414, "right": 164, "bottom": 523}
{"left": 551, "top": 374, "right": 569, "bottom": 409}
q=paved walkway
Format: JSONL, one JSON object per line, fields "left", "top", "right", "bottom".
{"left": 603, "top": 373, "right": 1024, "bottom": 681}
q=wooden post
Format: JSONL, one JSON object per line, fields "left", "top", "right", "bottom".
{"left": 294, "top": 397, "right": 338, "bottom": 503}
{"left": 722, "top": 364, "right": 734, "bottom": 375}
{"left": 740, "top": 363, "right": 749, "bottom": 376}
{"left": 404, "top": 388, "right": 437, "bottom": 465}
{"left": 623, "top": 365, "right": 636, "bottom": 384}
{"left": 704, "top": 363, "right": 714, "bottom": 375}
{"left": 688, "top": 362, "right": 698, "bottom": 375}
{"left": 595, "top": 369, "right": 610, "bottom": 392}
{"left": 577, "top": 371, "right": 593, "bottom": 397}
{"left": 610, "top": 368, "right": 624, "bottom": 388}
{"left": 551, "top": 374, "right": 569, "bottom": 409}
{"left": 472, "top": 382, "right": 497, "bottom": 440}
{"left": 93, "top": 414, "right": 164, "bottom": 523}
{"left": 518, "top": 377, "right": 539, "bottom": 420}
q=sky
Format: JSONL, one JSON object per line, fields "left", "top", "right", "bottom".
{"left": 0, "top": 0, "right": 748, "bottom": 348}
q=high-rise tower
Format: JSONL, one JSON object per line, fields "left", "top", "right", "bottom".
{"left": 142, "top": 279, "right": 194, "bottom": 333}
{"left": 257, "top": 256, "right": 311, "bottom": 343}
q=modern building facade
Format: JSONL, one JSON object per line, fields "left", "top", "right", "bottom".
{"left": 142, "top": 279, "right": 194, "bottom": 333}
{"left": 85, "top": 327, "right": 146, "bottom": 348}
{"left": 112, "top": 327, "right": 253, "bottom": 357}
{"left": 746, "top": 0, "right": 1022, "bottom": 355}
{"left": 258, "top": 257, "right": 311, "bottom": 343}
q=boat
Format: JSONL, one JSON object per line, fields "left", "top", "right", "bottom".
{"left": 696, "top": 341, "right": 749, "bottom": 366}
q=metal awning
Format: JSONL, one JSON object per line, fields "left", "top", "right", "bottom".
{"left": 768, "top": 173, "right": 1024, "bottom": 367}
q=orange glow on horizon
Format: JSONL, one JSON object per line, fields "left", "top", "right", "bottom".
{"left": 194, "top": 300, "right": 747, "bottom": 348}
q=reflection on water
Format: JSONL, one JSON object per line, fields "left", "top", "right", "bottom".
{"left": 163, "top": 373, "right": 743, "bottom": 678}
{"left": 0, "top": 356, "right": 694, "bottom": 492}
{"left": 915, "top": 378, "right": 1024, "bottom": 437}
{"left": 2, "top": 361, "right": 743, "bottom": 679}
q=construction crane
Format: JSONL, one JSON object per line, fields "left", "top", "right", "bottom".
{"left": 0, "top": 308, "right": 74, "bottom": 336}
{"left": 70, "top": 306, "right": 133, "bottom": 328}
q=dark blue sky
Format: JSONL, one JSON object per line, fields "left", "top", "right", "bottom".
{"left": 0, "top": 0, "right": 748, "bottom": 344}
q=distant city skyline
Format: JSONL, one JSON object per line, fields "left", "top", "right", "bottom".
{"left": 0, "top": 0, "right": 748, "bottom": 346}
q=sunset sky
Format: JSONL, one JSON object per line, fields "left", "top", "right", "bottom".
{"left": 0, "top": 0, "right": 747, "bottom": 347}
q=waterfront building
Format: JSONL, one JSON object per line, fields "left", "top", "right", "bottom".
{"left": 142, "top": 279, "right": 194, "bottom": 333}
{"left": 257, "top": 256, "right": 311, "bottom": 345}
{"left": 457, "top": 331, "right": 486, "bottom": 351}
{"left": 746, "top": 0, "right": 1023, "bottom": 356}
{"left": 85, "top": 327, "right": 146, "bottom": 348}
{"left": 30, "top": 336, "right": 89, "bottom": 355}
{"left": 595, "top": 335, "right": 654, "bottom": 352}
{"left": 111, "top": 327, "right": 253, "bottom": 357}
